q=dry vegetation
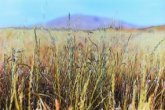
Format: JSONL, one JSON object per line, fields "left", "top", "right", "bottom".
{"left": 0, "top": 28, "right": 165, "bottom": 110}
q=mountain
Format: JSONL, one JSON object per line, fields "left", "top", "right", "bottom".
{"left": 38, "top": 14, "right": 140, "bottom": 30}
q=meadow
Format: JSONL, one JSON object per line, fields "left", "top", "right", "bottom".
{"left": 0, "top": 27, "right": 165, "bottom": 110}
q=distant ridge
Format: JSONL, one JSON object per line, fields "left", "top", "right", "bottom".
{"left": 37, "top": 14, "right": 140, "bottom": 30}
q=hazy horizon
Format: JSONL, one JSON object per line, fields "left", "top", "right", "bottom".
{"left": 0, "top": 0, "right": 165, "bottom": 27}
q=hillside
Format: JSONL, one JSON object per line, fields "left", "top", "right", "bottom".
{"left": 37, "top": 14, "right": 139, "bottom": 30}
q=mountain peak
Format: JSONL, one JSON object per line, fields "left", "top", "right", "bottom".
{"left": 40, "top": 14, "right": 139, "bottom": 30}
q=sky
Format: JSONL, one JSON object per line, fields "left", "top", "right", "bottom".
{"left": 0, "top": 0, "right": 165, "bottom": 27}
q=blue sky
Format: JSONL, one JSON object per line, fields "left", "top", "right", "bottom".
{"left": 0, "top": 0, "right": 165, "bottom": 27}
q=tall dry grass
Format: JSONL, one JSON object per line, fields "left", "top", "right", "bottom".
{"left": 0, "top": 28, "right": 164, "bottom": 110}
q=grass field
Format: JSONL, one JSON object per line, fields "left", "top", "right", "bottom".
{"left": 0, "top": 27, "right": 165, "bottom": 109}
